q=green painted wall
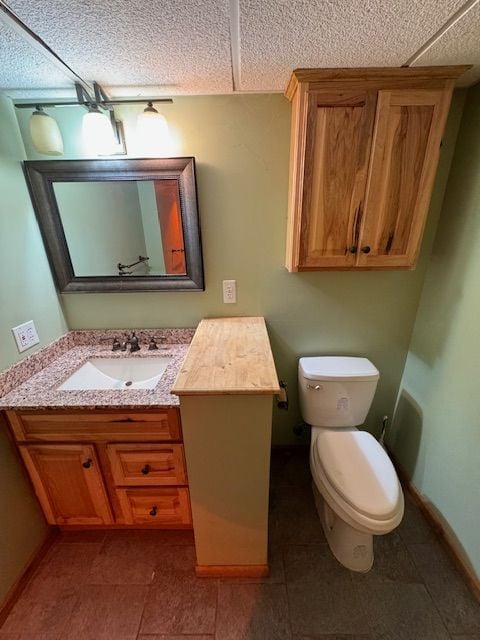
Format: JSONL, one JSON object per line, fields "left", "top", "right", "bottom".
{"left": 389, "top": 84, "right": 480, "bottom": 577}
{"left": 15, "top": 93, "right": 465, "bottom": 444}
{"left": 54, "top": 181, "right": 147, "bottom": 276}
{"left": 0, "top": 92, "right": 66, "bottom": 602}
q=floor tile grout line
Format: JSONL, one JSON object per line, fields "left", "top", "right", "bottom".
{"left": 134, "top": 582, "right": 151, "bottom": 640}
{"left": 279, "top": 545, "right": 295, "bottom": 639}
{"left": 213, "top": 574, "right": 220, "bottom": 640}
{"left": 405, "top": 543, "right": 455, "bottom": 638}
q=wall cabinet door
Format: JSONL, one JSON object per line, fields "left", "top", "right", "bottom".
{"left": 285, "top": 68, "right": 465, "bottom": 271}
{"left": 19, "top": 444, "right": 113, "bottom": 525}
{"left": 357, "top": 89, "right": 450, "bottom": 268}
{"left": 296, "top": 91, "right": 376, "bottom": 268}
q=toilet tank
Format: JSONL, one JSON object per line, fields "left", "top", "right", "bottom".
{"left": 298, "top": 356, "right": 379, "bottom": 427}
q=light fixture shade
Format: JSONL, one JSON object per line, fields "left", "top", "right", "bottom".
{"left": 82, "top": 107, "right": 116, "bottom": 156}
{"left": 29, "top": 108, "right": 64, "bottom": 156}
{"left": 137, "top": 103, "right": 169, "bottom": 155}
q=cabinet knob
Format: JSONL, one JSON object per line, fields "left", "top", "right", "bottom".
{"left": 141, "top": 464, "right": 151, "bottom": 475}
{"left": 150, "top": 505, "right": 158, "bottom": 517}
{"left": 82, "top": 458, "right": 92, "bottom": 469}
{"left": 349, "top": 246, "right": 358, "bottom": 254}
{"left": 361, "top": 246, "right": 371, "bottom": 254}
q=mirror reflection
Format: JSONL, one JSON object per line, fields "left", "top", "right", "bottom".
{"left": 53, "top": 180, "right": 186, "bottom": 277}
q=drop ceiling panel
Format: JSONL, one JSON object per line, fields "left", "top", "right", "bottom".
{"left": 412, "top": 2, "right": 480, "bottom": 86}
{"left": 6, "top": 0, "right": 233, "bottom": 95}
{"left": 238, "top": 0, "right": 467, "bottom": 91}
{"left": 0, "top": 21, "right": 71, "bottom": 91}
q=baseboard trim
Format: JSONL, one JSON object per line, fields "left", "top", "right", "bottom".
{"left": 390, "top": 451, "right": 480, "bottom": 602}
{"left": 0, "top": 527, "right": 58, "bottom": 626}
{"left": 196, "top": 564, "right": 269, "bottom": 578}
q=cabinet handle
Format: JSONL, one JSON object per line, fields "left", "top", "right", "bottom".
{"left": 82, "top": 458, "right": 92, "bottom": 469}
{"left": 361, "top": 246, "right": 371, "bottom": 254}
{"left": 349, "top": 245, "right": 358, "bottom": 254}
{"left": 150, "top": 505, "right": 158, "bottom": 517}
{"left": 141, "top": 464, "right": 151, "bottom": 475}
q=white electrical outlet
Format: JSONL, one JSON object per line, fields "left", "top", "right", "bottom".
{"left": 223, "top": 279, "right": 237, "bottom": 304}
{"left": 12, "top": 320, "right": 40, "bottom": 353}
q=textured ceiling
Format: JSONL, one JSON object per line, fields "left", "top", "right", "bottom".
{"left": 5, "top": 0, "right": 233, "bottom": 95}
{"left": 412, "top": 1, "right": 480, "bottom": 86}
{"left": 0, "top": 0, "right": 479, "bottom": 97}
{"left": 0, "top": 20, "right": 71, "bottom": 90}
{"left": 237, "top": 0, "right": 466, "bottom": 90}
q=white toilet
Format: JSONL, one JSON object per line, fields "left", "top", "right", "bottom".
{"left": 298, "top": 356, "right": 404, "bottom": 572}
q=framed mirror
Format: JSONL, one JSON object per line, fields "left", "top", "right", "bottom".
{"left": 24, "top": 158, "right": 204, "bottom": 292}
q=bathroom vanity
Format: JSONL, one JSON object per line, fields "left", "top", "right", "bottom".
{"left": 0, "top": 334, "right": 194, "bottom": 529}
{"left": 0, "top": 318, "right": 279, "bottom": 576}
{"left": 6, "top": 408, "right": 190, "bottom": 528}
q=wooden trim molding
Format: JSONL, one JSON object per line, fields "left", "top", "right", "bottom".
{"left": 390, "top": 451, "right": 480, "bottom": 603}
{"left": 195, "top": 564, "right": 269, "bottom": 578}
{"left": 0, "top": 528, "right": 58, "bottom": 626}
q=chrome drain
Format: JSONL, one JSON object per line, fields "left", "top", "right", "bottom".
{"left": 125, "top": 381, "right": 133, "bottom": 387}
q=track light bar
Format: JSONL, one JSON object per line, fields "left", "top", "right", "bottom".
{"left": 14, "top": 82, "right": 173, "bottom": 109}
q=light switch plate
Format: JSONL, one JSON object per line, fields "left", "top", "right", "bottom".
{"left": 12, "top": 320, "right": 40, "bottom": 353}
{"left": 223, "top": 279, "right": 237, "bottom": 303}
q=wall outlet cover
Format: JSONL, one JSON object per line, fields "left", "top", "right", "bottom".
{"left": 222, "top": 279, "right": 237, "bottom": 304}
{"left": 12, "top": 320, "right": 40, "bottom": 353}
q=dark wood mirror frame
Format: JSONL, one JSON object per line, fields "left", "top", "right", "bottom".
{"left": 24, "top": 158, "right": 204, "bottom": 292}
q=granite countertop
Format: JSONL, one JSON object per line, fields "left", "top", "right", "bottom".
{"left": 0, "top": 329, "right": 194, "bottom": 411}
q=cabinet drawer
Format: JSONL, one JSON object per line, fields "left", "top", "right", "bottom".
{"left": 7, "top": 409, "right": 181, "bottom": 442}
{"left": 107, "top": 444, "right": 187, "bottom": 486}
{"left": 116, "top": 487, "right": 192, "bottom": 526}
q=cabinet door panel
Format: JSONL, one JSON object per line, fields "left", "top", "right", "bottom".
{"left": 19, "top": 444, "right": 113, "bottom": 525}
{"left": 299, "top": 91, "right": 376, "bottom": 268}
{"left": 358, "top": 89, "right": 452, "bottom": 268}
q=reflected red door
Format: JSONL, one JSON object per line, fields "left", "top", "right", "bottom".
{"left": 154, "top": 181, "right": 186, "bottom": 275}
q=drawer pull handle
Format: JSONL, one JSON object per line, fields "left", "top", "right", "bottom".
{"left": 141, "top": 464, "right": 151, "bottom": 475}
{"left": 82, "top": 458, "right": 92, "bottom": 469}
{"left": 361, "top": 245, "right": 371, "bottom": 254}
{"left": 112, "top": 418, "right": 135, "bottom": 423}
{"left": 150, "top": 505, "right": 158, "bottom": 517}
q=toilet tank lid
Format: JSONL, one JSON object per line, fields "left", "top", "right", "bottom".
{"left": 299, "top": 356, "right": 379, "bottom": 381}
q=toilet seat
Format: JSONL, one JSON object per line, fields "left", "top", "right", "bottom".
{"left": 311, "top": 430, "right": 404, "bottom": 534}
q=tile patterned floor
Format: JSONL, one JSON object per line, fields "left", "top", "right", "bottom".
{"left": 1, "top": 447, "right": 479, "bottom": 640}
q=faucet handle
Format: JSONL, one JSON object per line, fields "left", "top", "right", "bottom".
{"left": 148, "top": 335, "right": 166, "bottom": 350}
{"left": 100, "top": 336, "right": 121, "bottom": 351}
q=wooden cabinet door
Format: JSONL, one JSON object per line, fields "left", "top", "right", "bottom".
{"left": 297, "top": 91, "right": 376, "bottom": 269}
{"left": 357, "top": 89, "right": 451, "bottom": 268}
{"left": 19, "top": 444, "right": 113, "bottom": 525}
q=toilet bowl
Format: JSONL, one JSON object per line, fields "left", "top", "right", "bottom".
{"left": 299, "top": 356, "right": 404, "bottom": 572}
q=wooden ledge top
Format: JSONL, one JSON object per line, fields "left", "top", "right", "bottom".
{"left": 172, "top": 317, "right": 280, "bottom": 396}
{"left": 285, "top": 65, "right": 472, "bottom": 100}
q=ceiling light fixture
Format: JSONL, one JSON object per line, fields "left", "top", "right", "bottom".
{"left": 82, "top": 104, "right": 116, "bottom": 156}
{"left": 137, "top": 101, "right": 169, "bottom": 155}
{"left": 29, "top": 106, "right": 64, "bottom": 156}
{"left": 15, "top": 82, "right": 173, "bottom": 158}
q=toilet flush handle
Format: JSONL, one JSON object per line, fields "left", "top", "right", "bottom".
{"left": 307, "top": 383, "right": 323, "bottom": 391}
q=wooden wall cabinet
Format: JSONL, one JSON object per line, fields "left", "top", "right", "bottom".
{"left": 5, "top": 408, "right": 192, "bottom": 529}
{"left": 285, "top": 67, "right": 469, "bottom": 271}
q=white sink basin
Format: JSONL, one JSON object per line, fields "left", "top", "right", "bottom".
{"left": 57, "top": 357, "right": 171, "bottom": 391}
